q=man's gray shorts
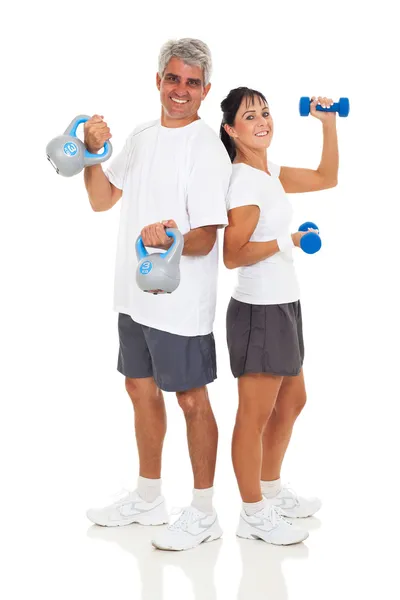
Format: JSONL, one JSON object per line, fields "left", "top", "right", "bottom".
{"left": 117, "top": 313, "right": 217, "bottom": 392}
{"left": 226, "top": 297, "right": 304, "bottom": 378}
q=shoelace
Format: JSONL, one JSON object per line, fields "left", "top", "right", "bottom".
{"left": 168, "top": 506, "right": 201, "bottom": 532}
{"left": 265, "top": 505, "right": 288, "bottom": 527}
{"left": 282, "top": 483, "right": 300, "bottom": 507}
{"left": 272, "top": 505, "right": 284, "bottom": 517}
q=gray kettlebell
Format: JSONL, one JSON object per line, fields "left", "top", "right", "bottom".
{"left": 136, "top": 228, "right": 184, "bottom": 294}
{"left": 46, "top": 115, "right": 113, "bottom": 177}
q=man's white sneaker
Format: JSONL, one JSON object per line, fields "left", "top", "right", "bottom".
{"left": 151, "top": 506, "right": 222, "bottom": 551}
{"left": 236, "top": 505, "right": 309, "bottom": 545}
{"left": 264, "top": 485, "right": 322, "bottom": 518}
{"left": 86, "top": 490, "right": 169, "bottom": 527}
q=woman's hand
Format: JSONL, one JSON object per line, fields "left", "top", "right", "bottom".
{"left": 310, "top": 96, "right": 336, "bottom": 124}
{"left": 291, "top": 228, "right": 319, "bottom": 248}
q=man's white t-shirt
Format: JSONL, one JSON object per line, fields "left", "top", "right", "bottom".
{"left": 105, "top": 119, "right": 231, "bottom": 336}
{"left": 226, "top": 162, "right": 300, "bottom": 305}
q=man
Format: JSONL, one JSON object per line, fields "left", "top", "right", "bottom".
{"left": 84, "top": 38, "right": 231, "bottom": 551}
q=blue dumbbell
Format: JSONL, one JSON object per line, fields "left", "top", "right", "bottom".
{"left": 298, "top": 222, "right": 321, "bottom": 254}
{"left": 299, "top": 97, "right": 350, "bottom": 117}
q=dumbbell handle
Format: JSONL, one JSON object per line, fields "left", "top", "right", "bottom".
{"left": 315, "top": 102, "right": 340, "bottom": 113}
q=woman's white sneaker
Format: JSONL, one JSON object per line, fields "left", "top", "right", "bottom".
{"left": 151, "top": 506, "right": 222, "bottom": 551}
{"left": 237, "top": 505, "right": 309, "bottom": 545}
{"left": 264, "top": 485, "right": 322, "bottom": 518}
{"left": 86, "top": 490, "right": 169, "bottom": 527}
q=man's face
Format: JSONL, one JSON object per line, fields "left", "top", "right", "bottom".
{"left": 156, "top": 57, "right": 211, "bottom": 122}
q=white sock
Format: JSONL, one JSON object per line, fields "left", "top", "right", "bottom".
{"left": 137, "top": 476, "right": 162, "bottom": 503}
{"left": 191, "top": 487, "right": 214, "bottom": 514}
{"left": 243, "top": 499, "right": 266, "bottom": 516}
{"left": 261, "top": 478, "right": 282, "bottom": 499}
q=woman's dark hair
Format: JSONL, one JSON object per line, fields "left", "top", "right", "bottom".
{"left": 220, "top": 87, "right": 268, "bottom": 162}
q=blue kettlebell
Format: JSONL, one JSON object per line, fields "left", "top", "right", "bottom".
{"left": 135, "top": 228, "right": 184, "bottom": 294}
{"left": 46, "top": 115, "right": 113, "bottom": 177}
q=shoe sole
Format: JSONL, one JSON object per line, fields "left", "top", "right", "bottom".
{"left": 279, "top": 506, "right": 322, "bottom": 519}
{"left": 282, "top": 512, "right": 318, "bottom": 519}
{"left": 151, "top": 527, "right": 223, "bottom": 551}
{"left": 236, "top": 521, "right": 308, "bottom": 546}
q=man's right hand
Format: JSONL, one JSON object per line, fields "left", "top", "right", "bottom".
{"left": 84, "top": 114, "right": 112, "bottom": 154}
{"left": 141, "top": 222, "right": 174, "bottom": 250}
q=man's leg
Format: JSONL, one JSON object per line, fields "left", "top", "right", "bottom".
{"left": 86, "top": 315, "right": 169, "bottom": 527}
{"left": 125, "top": 376, "right": 167, "bottom": 480}
{"left": 86, "top": 376, "right": 169, "bottom": 526}
{"left": 176, "top": 385, "right": 218, "bottom": 490}
{"left": 150, "top": 331, "right": 223, "bottom": 550}
{"left": 143, "top": 326, "right": 219, "bottom": 491}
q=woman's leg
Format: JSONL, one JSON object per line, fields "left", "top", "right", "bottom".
{"left": 261, "top": 369, "right": 307, "bottom": 481}
{"left": 232, "top": 373, "right": 283, "bottom": 503}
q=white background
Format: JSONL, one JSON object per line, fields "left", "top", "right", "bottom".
{"left": 1, "top": 1, "right": 399, "bottom": 598}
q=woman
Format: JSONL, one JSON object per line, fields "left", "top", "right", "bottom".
{"left": 220, "top": 88, "right": 338, "bottom": 545}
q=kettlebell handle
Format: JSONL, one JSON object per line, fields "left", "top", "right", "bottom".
{"left": 63, "top": 114, "right": 112, "bottom": 161}
{"left": 135, "top": 228, "right": 183, "bottom": 262}
{"left": 135, "top": 236, "right": 149, "bottom": 261}
{"left": 161, "top": 229, "right": 183, "bottom": 264}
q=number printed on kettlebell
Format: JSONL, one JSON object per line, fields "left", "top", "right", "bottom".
{"left": 140, "top": 261, "right": 153, "bottom": 275}
{"left": 63, "top": 142, "right": 78, "bottom": 157}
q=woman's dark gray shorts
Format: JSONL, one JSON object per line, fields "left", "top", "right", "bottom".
{"left": 117, "top": 313, "right": 217, "bottom": 392}
{"left": 226, "top": 297, "right": 304, "bottom": 378}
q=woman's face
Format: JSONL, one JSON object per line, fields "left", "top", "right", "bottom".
{"left": 227, "top": 95, "right": 273, "bottom": 151}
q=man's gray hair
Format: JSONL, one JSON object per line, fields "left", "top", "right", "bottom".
{"left": 158, "top": 38, "right": 212, "bottom": 86}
